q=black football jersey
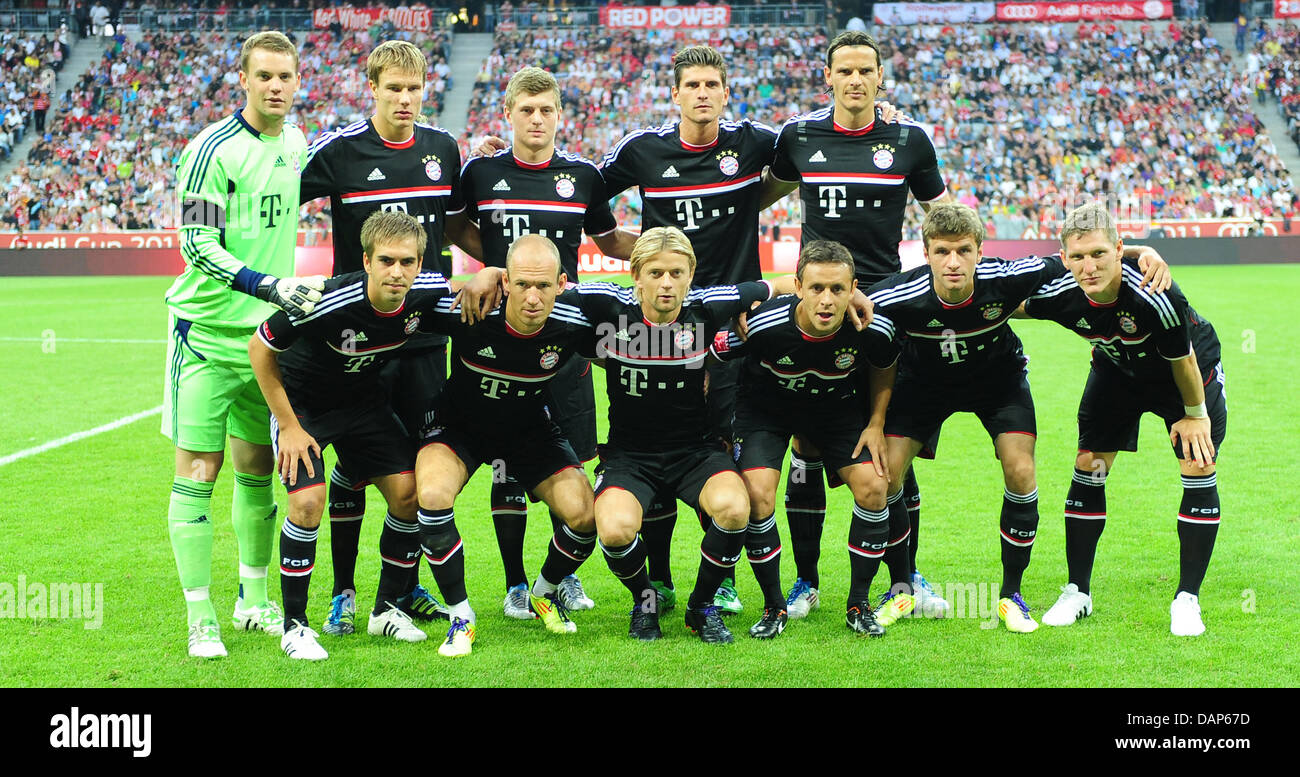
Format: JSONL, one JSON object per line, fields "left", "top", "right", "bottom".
{"left": 561, "top": 280, "right": 771, "bottom": 451}
{"left": 257, "top": 270, "right": 452, "bottom": 412}
{"left": 1024, "top": 255, "right": 1222, "bottom": 383}
{"left": 419, "top": 295, "right": 592, "bottom": 430}
{"left": 771, "top": 107, "right": 947, "bottom": 281}
{"left": 599, "top": 119, "right": 777, "bottom": 287}
{"left": 460, "top": 148, "right": 618, "bottom": 280}
{"left": 300, "top": 119, "right": 465, "bottom": 278}
{"left": 711, "top": 295, "right": 896, "bottom": 405}
{"left": 866, "top": 256, "right": 1049, "bottom": 384}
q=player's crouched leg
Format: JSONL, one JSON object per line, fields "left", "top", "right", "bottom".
{"left": 526, "top": 465, "right": 596, "bottom": 634}
{"left": 366, "top": 472, "right": 428, "bottom": 643}
{"left": 415, "top": 442, "right": 477, "bottom": 656}
{"left": 687, "top": 470, "right": 750, "bottom": 644}
{"left": 279, "top": 480, "right": 329, "bottom": 661}
{"left": 843, "top": 461, "right": 892, "bottom": 636}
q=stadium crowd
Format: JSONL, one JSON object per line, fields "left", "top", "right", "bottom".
{"left": 3, "top": 17, "right": 1295, "bottom": 234}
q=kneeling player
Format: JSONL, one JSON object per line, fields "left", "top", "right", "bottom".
{"left": 1024, "top": 203, "right": 1225, "bottom": 636}
{"left": 712, "top": 240, "right": 898, "bottom": 638}
{"left": 250, "top": 212, "right": 479, "bottom": 660}
{"left": 415, "top": 235, "right": 599, "bottom": 658}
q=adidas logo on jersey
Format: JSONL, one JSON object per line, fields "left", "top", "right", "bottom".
{"left": 353, "top": 332, "right": 368, "bottom": 342}
{"left": 477, "top": 346, "right": 497, "bottom": 358}
{"left": 1075, "top": 318, "right": 1091, "bottom": 329}
{"left": 273, "top": 156, "right": 286, "bottom": 168}
{"left": 928, "top": 319, "right": 944, "bottom": 327}
{"left": 615, "top": 329, "right": 632, "bottom": 341}
{"left": 493, "top": 179, "right": 511, "bottom": 191}
{"left": 662, "top": 165, "right": 679, "bottom": 178}
{"left": 808, "top": 150, "right": 827, "bottom": 163}
{"left": 777, "top": 356, "right": 794, "bottom": 366}
{"left": 367, "top": 168, "right": 386, "bottom": 181}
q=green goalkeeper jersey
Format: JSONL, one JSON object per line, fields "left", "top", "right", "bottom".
{"left": 166, "top": 112, "right": 308, "bottom": 328}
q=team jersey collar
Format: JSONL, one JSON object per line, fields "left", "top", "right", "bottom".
{"left": 794, "top": 301, "right": 841, "bottom": 341}
{"left": 934, "top": 284, "right": 975, "bottom": 309}
{"left": 1084, "top": 293, "right": 1120, "bottom": 308}
{"left": 371, "top": 118, "right": 416, "bottom": 149}
{"left": 512, "top": 149, "right": 553, "bottom": 170}
{"left": 832, "top": 116, "right": 875, "bottom": 136}
{"left": 233, "top": 111, "right": 262, "bottom": 139}
{"left": 371, "top": 299, "right": 406, "bottom": 317}
{"left": 679, "top": 123, "right": 720, "bottom": 151}
{"left": 505, "top": 317, "right": 545, "bottom": 338}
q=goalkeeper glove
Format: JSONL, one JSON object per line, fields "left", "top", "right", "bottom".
{"left": 255, "top": 275, "right": 326, "bottom": 318}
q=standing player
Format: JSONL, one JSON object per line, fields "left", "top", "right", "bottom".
{"left": 1024, "top": 204, "right": 1224, "bottom": 636}
{"left": 300, "top": 40, "right": 479, "bottom": 636}
{"left": 458, "top": 66, "right": 636, "bottom": 620}
{"left": 413, "top": 235, "right": 601, "bottom": 658}
{"left": 249, "top": 212, "right": 464, "bottom": 660}
{"left": 564, "top": 227, "right": 797, "bottom": 643}
{"left": 763, "top": 31, "right": 951, "bottom": 620}
{"left": 711, "top": 241, "right": 897, "bottom": 638}
{"left": 163, "top": 31, "right": 326, "bottom": 659}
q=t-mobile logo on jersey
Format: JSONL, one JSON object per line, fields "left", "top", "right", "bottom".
{"left": 619, "top": 366, "right": 650, "bottom": 397}
{"left": 498, "top": 212, "right": 532, "bottom": 241}
{"left": 674, "top": 197, "right": 705, "bottom": 230}
{"left": 818, "top": 185, "right": 847, "bottom": 218}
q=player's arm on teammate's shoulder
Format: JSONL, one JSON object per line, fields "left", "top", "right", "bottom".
{"left": 592, "top": 227, "right": 639, "bottom": 260}
{"left": 247, "top": 321, "right": 319, "bottom": 486}
{"left": 918, "top": 190, "right": 953, "bottom": 212}
{"left": 452, "top": 264, "right": 508, "bottom": 323}
{"left": 1123, "top": 244, "right": 1172, "bottom": 292}
{"left": 1168, "top": 350, "right": 1215, "bottom": 468}
{"left": 757, "top": 169, "right": 799, "bottom": 210}
{"left": 473, "top": 135, "right": 508, "bottom": 157}
{"left": 444, "top": 211, "right": 484, "bottom": 260}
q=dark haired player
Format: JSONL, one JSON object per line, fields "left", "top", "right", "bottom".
{"left": 762, "top": 30, "right": 951, "bottom": 620}
{"left": 1023, "top": 203, "right": 1223, "bottom": 637}
{"left": 711, "top": 241, "right": 897, "bottom": 638}
{"left": 300, "top": 40, "right": 482, "bottom": 634}
{"left": 249, "top": 211, "right": 498, "bottom": 660}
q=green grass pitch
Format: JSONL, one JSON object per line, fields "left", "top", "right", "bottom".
{"left": 0, "top": 266, "right": 1296, "bottom": 687}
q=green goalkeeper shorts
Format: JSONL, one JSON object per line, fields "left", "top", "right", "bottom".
{"left": 162, "top": 313, "right": 271, "bottom": 452}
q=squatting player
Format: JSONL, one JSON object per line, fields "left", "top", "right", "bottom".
{"left": 762, "top": 30, "right": 951, "bottom": 620}
{"left": 458, "top": 66, "right": 637, "bottom": 620}
{"left": 301, "top": 40, "right": 482, "bottom": 635}
{"left": 563, "top": 227, "right": 799, "bottom": 644}
{"left": 711, "top": 241, "right": 897, "bottom": 638}
{"left": 249, "top": 211, "right": 489, "bottom": 660}
{"left": 163, "top": 31, "right": 326, "bottom": 659}
{"left": 1024, "top": 203, "right": 1224, "bottom": 637}
{"left": 413, "top": 235, "right": 602, "bottom": 658}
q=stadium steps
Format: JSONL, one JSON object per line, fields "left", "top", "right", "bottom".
{"left": 0, "top": 30, "right": 104, "bottom": 181}
{"left": 440, "top": 32, "right": 495, "bottom": 138}
{"left": 1213, "top": 20, "right": 1300, "bottom": 176}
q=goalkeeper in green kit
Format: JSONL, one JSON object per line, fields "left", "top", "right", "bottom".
{"left": 162, "top": 31, "right": 325, "bottom": 658}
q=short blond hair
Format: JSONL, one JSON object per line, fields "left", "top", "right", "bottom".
{"left": 504, "top": 66, "right": 561, "bottom": 112}
{"left": 367, "top": 40, "right": 426, "bottom": 85}
{"left": 629, "top": 227, "right": 697, "bottom": 277}
{"left": 921, "top": 203, "right": 986, "bottom": 249}
{"left": 240, "top": 31, "right": 298, "bottom": 73}
{"left": 361, "top": 210, "right": 427, "bottom": 261}
{"left": 1060, "top": 203, "right": 1119, "bottom": 246}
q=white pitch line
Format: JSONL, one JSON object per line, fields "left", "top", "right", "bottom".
{"left": 0, "top": 337, "right": 166, "bottom": 344}
{"left": 0, "top": 406, "right": 163, "bottom": 467}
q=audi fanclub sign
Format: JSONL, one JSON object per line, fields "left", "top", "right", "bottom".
{"left": 995, "top": 0, "right": 1172, "bottom": 21}
{"left": 600, "top": 4, "right": 731, "bottom": 28}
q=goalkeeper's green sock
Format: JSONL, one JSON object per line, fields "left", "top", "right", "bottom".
{"left": 168, "top": 476, "right": 217, "bottom": 625}
{"left": 232, "top": 471, "right": 277, "bottom": 605}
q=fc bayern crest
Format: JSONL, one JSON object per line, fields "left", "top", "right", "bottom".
{"left": 539, "top": 351, "right": 560, "bottom": 370}
{"left": 674, "top": 328, "right": 695, "bottom": 349}
{"left": 873, "top": 149, "right": 894, "bottom": 169}
{"left": 835, "top": 352, "right": 855, "bottom": 369}
{"left": 425, "top": 160, "right": 442, "bottom": 181}
{"left": 718, "top": 156, "right": 739, "bottom": 176}
{"left": 404, "top": 316, "right": 420, "bottom": 334}
{"left": 555, "top": 178, "right": 575, "bottom": 199}
{"left": 1119, "top": 315, "right": 1137, "bottom": 334}
{"left": 982, "top": 304, "right": 1003, "bottom": 320}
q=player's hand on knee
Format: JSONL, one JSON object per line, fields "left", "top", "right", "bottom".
{"left": 474, "top": 135, "right": 508, "bottom": 157}
{"left": 277, "top": 426, "right": 321, "bottom": 486}
{"left": 1170, "top": 416, "right": 1214, "bottom": 468}
{"left": 853, "top": 424, "right": 888, "bottom": 480}
{"left": 256, "top": 275, "right": 326, "bottom": 319}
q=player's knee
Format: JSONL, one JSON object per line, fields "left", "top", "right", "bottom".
{"left": 1003, "top": 459, "right": 1036, "bottom": 494}
{"left": 745, "top": 484, "right": 776, "bottom": 520}
{"left": 596, "top": 514, "right": 638, "bottom": 546}
{"left": 707, "top": 492, "right": 749, "bottom": 529}
{"left": 850, "top": 476, "right": 887, "bottom": 511}
{"left": 388, "top": 489, "right": 418, "bottom": 520}
{"left": 417, "top": 480, "right": 456, "bottom": 511}
{"left": 288, "top": 489, "right": 326, "bottom": 529}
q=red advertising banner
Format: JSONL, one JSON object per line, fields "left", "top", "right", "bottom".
{"left": 312, "top": 6, "right": 435, "bottom": 32}
{"left": 995, "top": 1, "right": 1173, "bottom": 22}
{"left": 1277, "top": 0, "right": 1300, "bottom": 18}
{"left": 599, "top": 4, "right": 731, "bottom": 28}
{"left": 0, "top": 231, "right": 322, "bottom": 250}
